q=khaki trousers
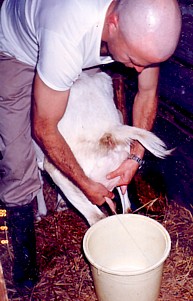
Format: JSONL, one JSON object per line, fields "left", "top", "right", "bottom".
{"left": 0, "top": 53, "right": 41, "bottom": 207}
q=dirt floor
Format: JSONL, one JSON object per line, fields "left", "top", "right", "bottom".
{"left": 0, "top": 172, "right": 192, "bottom": 301}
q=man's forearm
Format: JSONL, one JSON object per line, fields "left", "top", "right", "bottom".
{"left": 33, "top": 124, "right": 114, "bottom": 205}
{"left": 131, "top": 91, "right": 158, "bottom": 158}
{"left": 34, "top": 124, "right": 91, "bottom": 192}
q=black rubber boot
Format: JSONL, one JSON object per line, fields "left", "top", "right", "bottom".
{"left": 7, "top": 203, "right": 39, "bottom": 290}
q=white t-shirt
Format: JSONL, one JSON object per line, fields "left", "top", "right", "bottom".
{"left": 0, "top": 0, "right": 113, "bottom": 90}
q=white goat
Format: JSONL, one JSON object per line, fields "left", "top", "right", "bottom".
{"left": 35, "top": 71, "right": 171, "bottom": 225}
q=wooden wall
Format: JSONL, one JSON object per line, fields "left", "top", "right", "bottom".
{"left": 159, "top": 1, "right": 193, "bottom": 123}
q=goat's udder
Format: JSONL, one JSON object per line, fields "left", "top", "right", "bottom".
{"left": 105, "top": 197, "right": 116, "bottom": 214}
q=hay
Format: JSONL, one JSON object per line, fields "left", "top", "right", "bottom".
{"left": 158, "top": 201, "right": 193, "bottom": 300}
{"left": 0, "top": 173, "right": 192, "bottom": 300}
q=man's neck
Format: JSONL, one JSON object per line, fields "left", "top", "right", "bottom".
{"left": 100, "top": 41, "right": 110, "bottom": 56}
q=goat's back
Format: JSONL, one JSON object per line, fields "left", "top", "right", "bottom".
{"left": 58, "top": 72, "right": 121, "bottom": 145}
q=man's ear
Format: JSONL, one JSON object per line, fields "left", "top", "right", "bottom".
{"left": 106, "top": 13, "right": 119, "bottom": 35}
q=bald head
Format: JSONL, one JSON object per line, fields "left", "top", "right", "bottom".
{"left": 113, "top": 0, "right": 182, "bottom": 62}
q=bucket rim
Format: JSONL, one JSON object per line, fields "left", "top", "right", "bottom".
{"left": 83, "top": 214, "right": 171, "bottom": 276}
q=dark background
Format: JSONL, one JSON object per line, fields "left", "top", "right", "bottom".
{"left": 144, "top": 0, "right": 193, "bottom": 211}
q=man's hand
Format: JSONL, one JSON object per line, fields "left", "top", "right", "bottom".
{"left": 106, "top": 158, "right": 139, "bottom": 194}
{"left": 83, "top": 179, "right": 114, "bottom": 206}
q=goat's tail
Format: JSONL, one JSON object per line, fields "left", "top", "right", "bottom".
{"left": 101, "top": 125, "right": 173, "bottom": 158}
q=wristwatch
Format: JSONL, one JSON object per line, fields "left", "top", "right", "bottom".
{"left": 128, "top": 154, "right": 145, "bottom": 169}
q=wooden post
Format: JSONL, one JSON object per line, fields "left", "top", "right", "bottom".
{"left": 112, "top": 74, "right": 128, "bottom": 125}
{"left": 0, "top": 261, "right": 8, "bottom": 301}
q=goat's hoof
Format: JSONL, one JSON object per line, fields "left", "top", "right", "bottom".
{"left": 56, "top": 198, "right": 68, "bottom": 212}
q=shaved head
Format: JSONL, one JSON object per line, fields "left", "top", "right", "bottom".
{"left": 113, "top": 0, "right": 182, "bottom": 62}
{"left": 103, "top": 0, "right": 182, "bottom": 67}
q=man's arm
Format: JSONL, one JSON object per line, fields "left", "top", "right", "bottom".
{"left": 107, "top": 66, "right": 160, "bottom": 192}
{"left": 131, "top": 65, "right": 159, "bottom": 156}
{"left": 32, "top": 73, "right": 114, "bottom": 205}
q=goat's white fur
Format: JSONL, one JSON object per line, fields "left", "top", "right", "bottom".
{"left": 35, "top": 71, "right": 171, "bottom": 225}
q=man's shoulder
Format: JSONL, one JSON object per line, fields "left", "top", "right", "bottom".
{"left": 37, "top": 0, "right": 111, "bottom": 24}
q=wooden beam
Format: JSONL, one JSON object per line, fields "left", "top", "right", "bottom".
{"left": 112, "top": 74, "right": 129, "bottom": 125}
{"left": 0, "top": 261, "right": 8, "bottom": 301}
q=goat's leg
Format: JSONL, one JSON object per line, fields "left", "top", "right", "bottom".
{"left": 63, "top": 188, "right": 106, "bottom": 226}
{"left": 36, "top": 170, "right": 47, "bottom": 221}
{"left": 55, "top": 193, "right": 69, "bottom": 212}
{"left": 57, "top": 181, "right": 106, "bottom": 225}
{"left": 44, "top": 161, "right": 106, "bottom": 225}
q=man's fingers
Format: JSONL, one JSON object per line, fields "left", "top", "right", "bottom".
{"left": 107, "top": 190, "right": 114, "bottom": 200}
{"left": 106, "top": 168, "right": 120, "bottom": 180}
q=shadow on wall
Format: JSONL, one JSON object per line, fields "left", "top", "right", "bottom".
{"left": 143, "top": 115, "right": 193, "bottom": 212}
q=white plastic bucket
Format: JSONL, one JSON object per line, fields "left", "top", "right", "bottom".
{"left": 83, "top": 214, "right": 171, "bottom": 301}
